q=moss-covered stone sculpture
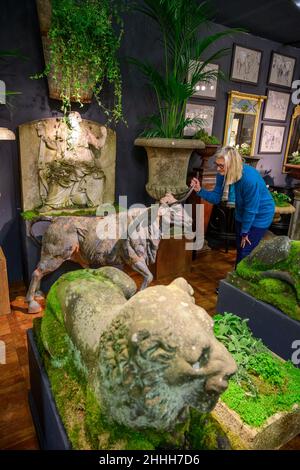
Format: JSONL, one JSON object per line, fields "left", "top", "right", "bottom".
{"left": 34, "top": 267, "right": 236, "bottom": 449}
{"left": 227, "top": 236, "right": 300, "bottom": 321}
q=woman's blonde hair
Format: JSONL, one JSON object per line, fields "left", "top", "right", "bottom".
{"left": 215, "top": 146, "right": 243, "bottom": 185}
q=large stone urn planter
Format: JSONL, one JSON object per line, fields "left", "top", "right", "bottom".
{"left": 35, "top": 0, "right": 93, "bottom": 103}
{"left": 134, "top": 137, "right": 204, "bottom": 200}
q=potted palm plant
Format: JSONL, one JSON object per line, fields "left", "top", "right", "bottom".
{"left": 133, "top": 0, "right": 237, "bottom": 200}
{"left": 35, "top": 0, "right": 124, "bottom": 121}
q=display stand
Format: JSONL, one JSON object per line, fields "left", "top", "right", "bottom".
{"left": 217, "top": 280, "right": 300, "bottom": 366}
{"left": 150, "top": 237, "right": 192, "bottom": 281}
{"left": 0, "top": 247, "right": 11, "bottom": 315}
{"left": 27, "top": 329, "right": 71, "bottom": 450}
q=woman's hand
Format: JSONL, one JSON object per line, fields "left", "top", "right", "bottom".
{"left": 190, "top": 177, "right": 201, "bottom": 193}
{"left": 241, "top": 234, "right": 251, "bottom": 248}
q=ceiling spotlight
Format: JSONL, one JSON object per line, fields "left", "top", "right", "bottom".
{"left": 293, "top": 0, "right": 300, "bottom": 7}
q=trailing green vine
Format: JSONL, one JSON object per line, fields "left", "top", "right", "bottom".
{"left": 34, "top": 0, "right": 125, "bottom": 122}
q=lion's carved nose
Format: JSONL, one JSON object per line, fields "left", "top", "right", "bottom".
{"left": 205, "top": 374, "right": 231, "bottom": 394}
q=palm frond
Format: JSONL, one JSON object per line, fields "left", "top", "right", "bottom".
{"left": 132, "top": 0, "right": 244, "bottom": 137}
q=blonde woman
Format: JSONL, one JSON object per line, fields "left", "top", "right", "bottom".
{"left": 191, "top": 146, "right": 275, "bottom": 265}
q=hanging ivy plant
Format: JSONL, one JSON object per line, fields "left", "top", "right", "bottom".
{"left": 35, "top": 0, "right": 124, "bottom": 122}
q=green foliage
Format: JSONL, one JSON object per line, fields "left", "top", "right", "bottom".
{"left": 234, "top": 142, "right": 250, "bottom": 156}
{"left": 33, "top": 0, "right": 125, "bottom": 121}
{"left": 214, "top": 313, "right": 300, "bottom": 427}
{"left": 193, "top": 128, "right": 220, "bottom": 145}
{"left": 131, "top": 0, "right": 241, "bottom": 138}
{"left": 214, "top": 312, "right": 266, "bottom": 397}
{"left": 288, "top": 151, "right": 300, "bottom": 165}
{"left": 270, "top": 190, "right": 291, "bottom": 207}
{"left": 248, "top": 353, "right": 284, "bottom": 387}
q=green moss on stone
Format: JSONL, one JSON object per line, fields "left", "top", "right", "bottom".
{"left": 232, "top": 240, "right": 300, "bottom": 320}
{"left": 248, "top": 279, "right": 300, "bottom": 321}
{"left": 21, "top": 210, "right": 40, "bottom": 221}
{"left": 187, "top": 409, "right": 230, "bottom": 450}
{"left": 21, "top": 204, "right": 123, "bottom": 221}
{"left": 34, "top": 314, "right": 220, "bottom": 450}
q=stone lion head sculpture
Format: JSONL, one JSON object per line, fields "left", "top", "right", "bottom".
{"left": 46, "top": 267, "right": 236, "bottom": 432}
{"left": 96, "top": 275, "right": 237, "bottom": 430}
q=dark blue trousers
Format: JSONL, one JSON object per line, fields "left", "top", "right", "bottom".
{"left": 235, "top": 221, "right": 268, "bottom": 266}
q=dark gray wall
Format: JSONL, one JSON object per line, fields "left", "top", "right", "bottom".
{"left": 0, "top": 0, "right": 300, "bottom": 282}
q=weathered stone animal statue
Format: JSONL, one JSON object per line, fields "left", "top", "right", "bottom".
{"left": 40, "top": 267, "right": 237, "bottom": 431}
{"left": 228, "top": 236, "right": 300, "bottom": 320}
{"left": 26, "top": 194, "right": 193, "bottom": 313}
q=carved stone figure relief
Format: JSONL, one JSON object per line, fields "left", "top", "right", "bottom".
{"left": 19, "top": 114, "right": 116, "bottom": 213}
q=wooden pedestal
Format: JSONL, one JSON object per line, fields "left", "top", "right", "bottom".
{"left": 150, "top": 238, "right": 192, "bottom": 281}
{"left": 187, "top": 167, "right": 217, "bottom": 252}
{"left": 0, "top": 247, "right": 11, "bottom": 315}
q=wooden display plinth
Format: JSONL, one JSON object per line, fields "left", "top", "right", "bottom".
{"left": 0, "top": 247, "right": 10, "bottom": 315}
{"left": 150, "top": 237, "right": 192, "bottom": 281}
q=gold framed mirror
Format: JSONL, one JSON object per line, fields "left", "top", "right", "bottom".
{"left": 283, "top": 105, "right": 300, "bottom": 173}
{"left": 223, "top": 91, "right": 266, "bottom": 157}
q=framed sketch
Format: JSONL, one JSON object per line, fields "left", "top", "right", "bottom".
{"left": 268, "top": 52, "right": 296, "bottom": 88}
{"left": 259, "top": 124, "right": 285, "bottom": 154}
{"left": 230, "top": 44, "right": 262, "bottom": 85}
{"left": 188, "top": 61, "right": 219, "bottom": 99}
{"left": 263, "top": 89, "right": 290, "bottom": 122}
{"left": 184, "top": 103, "right": 215, "bottom": 137}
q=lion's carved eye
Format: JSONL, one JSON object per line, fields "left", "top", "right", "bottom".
{"left": 198, "top": 347, "right": 210, "bottom": 368}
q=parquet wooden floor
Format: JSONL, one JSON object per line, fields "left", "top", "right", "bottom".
{"left": 0, "top": 248, "right": 299, "bottom": 450}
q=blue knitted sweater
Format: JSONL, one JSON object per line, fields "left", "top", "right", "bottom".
{"left": 197, "top": 164, "right": 275, "bottom": 234}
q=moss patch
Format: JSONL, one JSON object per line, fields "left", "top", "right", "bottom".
{"left": 21, "top": 204, "right": 124, "bottom": 221}
{"left": 214, "top": 313, "right": 300, "bottom": 428}
{"left": 34, "top": 296, "right": 226, "bottom": 450}
{"left": 35, "top": 321, "right": 210, "bottom": 450}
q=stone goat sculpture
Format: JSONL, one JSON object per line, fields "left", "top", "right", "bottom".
{"left": 26, "top": 192, "right": 194, "bottom": 313}
{"left": 40, "top": 267, "right": 237, "bottom": 431}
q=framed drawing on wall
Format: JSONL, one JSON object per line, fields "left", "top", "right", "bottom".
{"left": 268, "top": 52, "right": 296, "bottom": 88}
{"left": 263, "top": 89, "right": 290, "bottom": 122}
{"left": 259, "top": 124, "right": 285, "bottom": 154}
{"left": 188, "top": 61, "right": 219, "bottom": 99}
{"left": 230, "top": 44, "right": 262, "bottom": 85}
{"left": 184, "top": 103, "right": 215, "bottom": 137}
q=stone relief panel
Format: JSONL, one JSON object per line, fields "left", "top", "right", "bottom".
{"left": 19, "top": 113, "right": 116, "bottom": 213}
